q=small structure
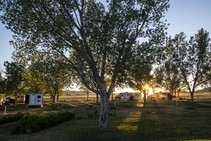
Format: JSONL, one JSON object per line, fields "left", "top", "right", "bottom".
{"left": 147, "top": 95, "right": 156, "bottom": 101}
{"left": 115, "top": 95, "right": 121, "bottom": 100}
{"left": 120, "top": 92, "right": 142, "bottom": 101}
{"left": 17, "top": 95, "right": 25, "bottom": 103}
{"left": 154, "top": 92, "right": 172, "bottom": 100}
{"left": 27, "top": 93, "right": 43, "bottom": 107}
{"left": 0, "top": 94, "right": 5, "bottom": 105}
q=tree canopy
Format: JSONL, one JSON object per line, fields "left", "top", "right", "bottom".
{"left": 3, "top": 61, "right": 25, "bottom": 107}
{"left": 166, "top": 29, "right": 211, "bottom": 102}
{"left": 0, "top": 0, "right": 169, "bottom": 129}
{"left": 155, "top": 61, "right": 181, "bottom": 96}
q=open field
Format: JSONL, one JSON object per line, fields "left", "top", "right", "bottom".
{"left": 43, "top": 94, "right": 119, "bottom": 104}
{"left": 0, "top": 97, "right": 211, "bottom": 141}
{"left": 44, "top": 92, "right": 211, "bottom": 104}
{"left": 179, "top": 92, "right": 211, "bottom": 100}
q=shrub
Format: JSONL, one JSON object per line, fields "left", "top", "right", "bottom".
{"left": 11, "top": 112, "right": 43, "bottom": 134}
{"left": 11, "top": 112, "right": 75, "bottom": 134}
{"left": 0, "top": 112, "right": 24, "bottom": 124}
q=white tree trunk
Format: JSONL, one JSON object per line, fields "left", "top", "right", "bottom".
{"left": 99, "top": 92, "right": 109, "bottom": 129}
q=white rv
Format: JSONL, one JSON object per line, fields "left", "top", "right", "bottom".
{"left": 28, "top": 93, "right": 43, "bottom": 107}
{"left": 120, "top": 92, "right": 142, "bottom": 101}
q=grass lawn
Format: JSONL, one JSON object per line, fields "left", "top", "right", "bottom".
{"left": 139, "top": 101, "right": 211, "bottom": 140}
{"left": 0, "top": 100, "right": 210, "bottom": 141}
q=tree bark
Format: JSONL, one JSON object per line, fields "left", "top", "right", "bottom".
{"left": 14, "top": 93, "right": 17, "bottom": 107}
{"left": 209, "top": 88, "right": 211, "bottom": 100}
{"left": 143, "top": 90, "right": 146, "bottom": 107}
{"left": 57, "top": 95, "right": 59, "bottom": 102}
{"left": 190, "top": 92, "right": 194, "bottom": 103}
{"left": 177, "top": 89, "right": 180, "bottom": 98}
{"left": 170, "top": 88, "right": 173, "bottom": 96}
{"left": 52, "top": 95, "right": 56, "bottom": 103}
{"left": 87, "top": 90, "right": 89, "bottom": 101}
{"left": 99, "top": 92, "right": 109, "bottom": 129}
{"left": 96, "top": 93, "right": 99, "bottom": 104}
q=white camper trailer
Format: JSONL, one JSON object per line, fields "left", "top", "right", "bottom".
{"left": 120, "top": 92, "right": 142, "bottom": 101}
{"left": 28, "top": 93, "right": 43, "bottom": 107}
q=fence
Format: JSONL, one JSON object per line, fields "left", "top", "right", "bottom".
{"left": 179, "top": 92, "right": 211, "bottom": 100}
{"left": 43, "top": 94, "right": 119, "bottom": 103}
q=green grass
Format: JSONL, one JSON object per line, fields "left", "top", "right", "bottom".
{"left": 79, "top": 100, "right": 97, "bottom": 105}
{"left": 44, "top": 102, "right": 77, "bottom": 108}
{"left": 138, "top": 102, "right": 211, "bottom": 141}
{"left": 0, "top": 101, "right": 210, "bottom": 141}
{"left": 0, "top": 102, "right": 77, "bottom": 115}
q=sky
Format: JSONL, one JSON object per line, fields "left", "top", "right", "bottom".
{"left": 0, "top": 0, "right": 211, "bottom": 91}
{"left": 165, "top": 0, "right": 211, "bottom": 38}
{"left": 1, "top": 0, "right": 211, "bottom": 68}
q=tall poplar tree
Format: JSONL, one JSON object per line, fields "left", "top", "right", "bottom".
{"left": 167, "top": 29, "right": 211, "bottom": 102}
{"left": 0, "top": 0, "right": 169, "bottom": 129}
{"left": 4, "top": 61, "right": 24, "bottom": 106}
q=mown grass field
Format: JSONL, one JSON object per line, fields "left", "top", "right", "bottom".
{"left": 0, "top": 97, "right": 211, "bottom": 141}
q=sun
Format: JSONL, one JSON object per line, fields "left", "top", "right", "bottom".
{"left": 145, "top": 85, "right": 149, "bottom": 90}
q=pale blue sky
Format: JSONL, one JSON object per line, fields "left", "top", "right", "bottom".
{"left": 0, "top": 0, "right": 211, "bottom": 69}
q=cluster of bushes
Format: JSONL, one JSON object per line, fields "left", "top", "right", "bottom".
{"left": 0, "top": 112, "right": 24, "bottom": 124}
{"left": 86, "top": 109, "right": 98, "bottom": 118}
{"left": 11, "top": 112, "right": 75, "bottom": 134}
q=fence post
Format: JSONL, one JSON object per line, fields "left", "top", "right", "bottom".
{"left": 114, "top": 101, "right": 116, "bottom": 108}
{"left": 176, "top": 101, "right": 179, "bottom": 106}
{"left": 4, "top": 105, "right": 6, "bottom": 114}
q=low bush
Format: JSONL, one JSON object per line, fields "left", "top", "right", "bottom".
{"left": 86, "top": 109, "right": 97, "bottom": 118}
{"left": 0, "top": 112, "right": 24, "bottom": 124}
{"left": 11, "top": 112, "right": 75, "bottom": 134}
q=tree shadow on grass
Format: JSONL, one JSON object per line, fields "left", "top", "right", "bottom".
{"left": 136, "top": 101, "right": 211, "bottom": 141}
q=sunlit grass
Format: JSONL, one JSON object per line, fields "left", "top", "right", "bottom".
{"left": 66, "top": 103, "right": 77, "bottom": 107}
{"left": 117, "top": 124, "right": 138, "bottom": 131}
{"left": 135, "top": 103, "right": 144, "bottom": 107}
{"left": 44, "top": 102, "right": 77, "bottom": 108}
{"left": 117, "top": 111, "right": 141, "bottom": 131}
{"left": 79, "top": 100, "right": 96, "bottom": 105}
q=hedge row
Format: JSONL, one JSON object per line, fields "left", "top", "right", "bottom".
{"left": 11, "top": 112, "right": 75, "bottom": 134}
{"left": 0, "top": 112, "right": 24, "bottom": 124}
